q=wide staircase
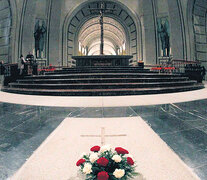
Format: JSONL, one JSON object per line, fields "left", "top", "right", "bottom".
{"left": 2, "top": 66, "right": 204, "bottom": 96}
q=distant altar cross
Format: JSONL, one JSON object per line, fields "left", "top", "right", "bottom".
{"left": 90, "top": 1, "right": 115, "bottom": 55}
{"left": 81, "top": 127, "right": 127, "bottom": 145}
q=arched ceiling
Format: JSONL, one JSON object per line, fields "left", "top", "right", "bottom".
{"left": 66, "top": 0, "right": 138, "bottom": 59}
{"left": 88, "top": 43, "right": 116, "bottom": 55}
{"left": 78, "top": 17, "right": 126, "bottom": 55}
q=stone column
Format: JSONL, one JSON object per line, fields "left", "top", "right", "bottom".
{"left": 181, "top": 0, "right": 194, "bottom": 60}
{"left": 48, "top": 0, "right": 63, "bottom": 65}
{"left": 141, "top": 0, "right": 157, "bottom": 64}
{"left": 21, "top": 0, "right": 37, "bottom": 56}
{"left": 167, "top": 0, "right": 186, "bottom": 60}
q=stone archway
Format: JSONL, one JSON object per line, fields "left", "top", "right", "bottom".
{"left": 191, "top": 0, "right": 207, "bottom": 62}
{"left": 62, "top": 0, "right": 142, "bottom": 66}
{"left": 0, "top": 0, "right": 16, "bottom": 63}
{"left": 78, "top": 16, "right": 127, "bottom": 56}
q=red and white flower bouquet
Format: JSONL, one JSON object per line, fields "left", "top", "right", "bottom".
{"left": 76, "top": 145, "right": 139, "bottom": 180}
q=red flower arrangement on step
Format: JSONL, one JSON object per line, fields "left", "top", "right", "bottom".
{"left": 76, "top": 145, "right": 139, "bottom": 180}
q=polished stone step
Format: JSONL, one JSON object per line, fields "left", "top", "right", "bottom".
{"left": 3, "top": 66, "right": 204, "bottom": 96}
{"left": 17, "top": 77, "right": 189, "bottom": 84}
{"left": 2, "top": 84, "right": 204, "bottom": 96}
{"left": 62, "top": 66, "right": 145, "bottom": 70}
{"left": 45, "top": 69, "right": 153, "bottom": 75}
{"left": 22, "top": 73, "right": 183, "bottom": 80}
{"left": 45, "top": 70, "right": 154, "bottom": 75}
{"left": 9, "top": 81, "right": 197, "bottom": 89}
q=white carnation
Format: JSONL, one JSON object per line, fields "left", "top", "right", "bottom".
{"left": 89, "top": 153, "right": 99, "bottom": 163}
{"left": 113, "top": 169, "right": 125, "bottom": 178}
{"left": 100, "top": 144, "right": 111, "bottom": 153}
{"left": 112, "top": 155, "right": 122, "bottom": 163}
{"left": 82, "top": 163, "right": 92, "bottom": 175}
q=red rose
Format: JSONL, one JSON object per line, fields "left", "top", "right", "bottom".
{"left": 115, "top": 147, "right": 129, "bottom": 155}
{"left": 91, "top": 145, "right": 101, "bottom": 152}
{"left": 76, "top": 159, "right": 85, "bottom": 166}
{"left": 127, "top": 157, "right": 134, "bottom": 165}
{"left": 97, "top": 157, "right": 109, "bottom": 167}
{"left": 97, "top": 171, "right": 109, "bottom": 180}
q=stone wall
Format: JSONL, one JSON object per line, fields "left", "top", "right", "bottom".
{"left": 6, "top": 0, "right": 206, "bottom": 66}
{"left": 193, "top": 0, "right": 207, "bottom": 62}
{"left": 0, "top": 0, "right": 12, "bottom": 63}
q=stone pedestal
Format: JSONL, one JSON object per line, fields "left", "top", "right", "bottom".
{"left": 72, "top": 55, "right": 133, "bottom": 67}
{"left": 158, "top": 56, "right": 172, "bottom": 65}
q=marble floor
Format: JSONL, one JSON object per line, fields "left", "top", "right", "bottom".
{"left": 0, "top": 100, "right": 206, "bottom": 179}
{"left": 0, "top": 104, "right": 73, "bottom": 179}
{"left": 0, "top": 86, "right": 207, "bottom": 179}
{"left": 12, "top": 117, "right": 199, "bottom": 180}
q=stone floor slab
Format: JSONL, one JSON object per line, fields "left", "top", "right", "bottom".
{"left": 11, "top": 117, "right": 199, "bottom": 180}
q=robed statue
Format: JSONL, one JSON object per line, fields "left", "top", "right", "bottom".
{"left": 34, "top": 20, "right": 47, "bottom": 58}
{"left": 157, "top": 18, "right": 170, "bottom": 57}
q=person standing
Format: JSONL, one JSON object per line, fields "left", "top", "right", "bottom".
{"left": 0, "top": 60, "right": 5, "bottom": 75}
{"left": 26, "top": 52, "right": 35, "bottom": 63}
{"left": 20, "top": 55, "right": 26, "bottom": 75}
{"left": 202, "top": 66, "right": 206, "bottom": 81}
{"left": 0, "top": 60, "right": 5, "bottom": 86}
{"left": 26, "top": 52, "right": 35, "bottom": 75}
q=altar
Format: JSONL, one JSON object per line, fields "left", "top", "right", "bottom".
{"left": 72, "top": 55, "right": 133, "bottom": 67}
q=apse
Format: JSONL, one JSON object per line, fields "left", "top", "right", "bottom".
{"left": 78, "top": 17, "right": 126, "bottom": 56}
{"left": 65, "top": 0, "right": 139, "bottom": 66}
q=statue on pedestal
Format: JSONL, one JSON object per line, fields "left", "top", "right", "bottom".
{"left": 157, "top": 18, "right": 170, "bottom": 57}
{"left": 34, "top": 20, "right": 47, "bottom": 59}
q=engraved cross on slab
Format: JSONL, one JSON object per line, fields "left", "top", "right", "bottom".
{"left": 81, "top": 127, "right": 127, "bottom": 145}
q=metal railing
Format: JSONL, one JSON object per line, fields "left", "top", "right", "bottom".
{"left": 145, "top": 59, "right": 201, "bottom": 74}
